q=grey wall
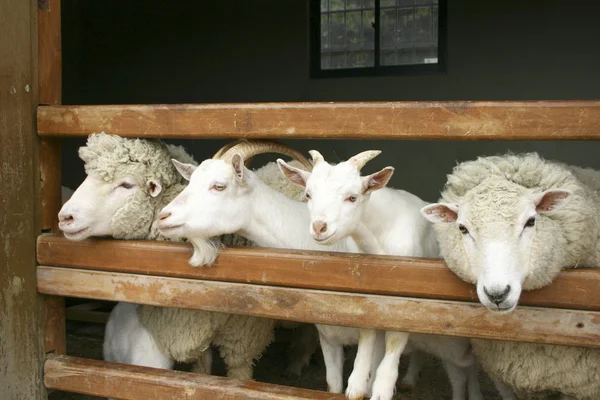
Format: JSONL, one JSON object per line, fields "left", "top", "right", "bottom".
{"left": 61, "top": 0, "right": 600, "bottom": 201}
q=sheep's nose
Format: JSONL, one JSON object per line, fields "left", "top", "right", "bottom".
{"left": 58, "top": 212, "right": 74, "bottom": 224}
{"left": 158, "top": 211, "right": 171, "bottom": 222}
{"left": 484, "top": 285, "right": 511, "bottom": 306}
{"left": 312, "top": 220, "right": 328, "bottom": 234}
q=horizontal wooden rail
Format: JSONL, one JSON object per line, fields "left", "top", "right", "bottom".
{"left": 37, "top": 266, "right": 600, "bottom": 347}
{"left": 44, "top": 354, "right": 342, "bottom": 399}
{"left": 37, "top": 101, "right": 600, "bottom": 140}
{"left": 37, "top": 234, "right": 600, "bottom": 311}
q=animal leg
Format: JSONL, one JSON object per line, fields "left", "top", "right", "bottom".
{"left": 346, "top": 329, "right": 377, "bottom": 400}
{"left": 370, "top": 331, "right": 410, "bottom": 400}
{"left": 319, "top": 333, "right": 344, "bottom": 393}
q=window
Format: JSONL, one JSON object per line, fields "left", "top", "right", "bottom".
{"left": 310, "top": 0, "right": 447, "bottom": 78}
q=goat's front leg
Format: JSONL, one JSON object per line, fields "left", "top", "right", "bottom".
{"left": 370, "top": 331, "right": 410, "bottom": 400}
{"left": 346, "top": 328, "right": 377, "bottom": 400}
{"left": 319, "top": 332, "right": 344, "bottom": 393}
{"left": 367, "top": 329, "right": 386, "bottom": 396}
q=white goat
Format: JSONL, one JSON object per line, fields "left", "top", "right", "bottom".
{"left": 278, "top": 150, "right": 482, "bottom": 400}
{"left": 157, "top": 140, "right": 385, "bottom": 397}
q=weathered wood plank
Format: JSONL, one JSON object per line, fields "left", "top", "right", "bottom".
{"left": 44, "top": 354, "right": 344, "bottom": 400}
{"left": 37, "top": 101, "right": 600, "bottom": 140}
{"left": 37, "top": 234, "right": 600, "bottom": 311}
{"left": 37, "top": 266, "right": 600, "bottom": 347}
{"left": 38, "top": 0, "right": 66, "bottom": 359}
{"left": 0, "top": 0, "right": 44, "bottom": 398}
{"left": 38, "top": 0, "right": 61, "bottom": 105}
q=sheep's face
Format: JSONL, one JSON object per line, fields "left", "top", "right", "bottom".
{"left": 422, "top": 180, "right": 571, "bottom": 313}
{"left": 58, "top": 173, "right": 162, "bottom": 240}
{"left": 278, "top": 152, "right": 393, "bottom": 245}
{"left": 158, "top": 158, "right": 249, "bottom": 240}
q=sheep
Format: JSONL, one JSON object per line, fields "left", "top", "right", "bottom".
{"left": 420, "top": 152, "right": 600, "bottom": 399}
{"left": 157, "top": 140, "right": 390, "bottom": 397}
{"left": 58, "top": 132, "right": 317, "bottom": 380}
{"left": 278, "top": 150, "right": 482, "bottom": 400}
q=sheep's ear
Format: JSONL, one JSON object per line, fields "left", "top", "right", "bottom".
{"left": 172, "top": 159, "right": 197, "bottom": 181}
{"left": 421, "top": 203, "right": 459, "bottom": 223}
{"left": 533, "top": 189, "right": 572, "bottom": 213}
{"left": 231, "top": 154, "right": 245, "bottom": 180}
{"left": 147, "top": 179, "right": 163, "bottom": 198}
{"left": 277, "top": 158, "right": 310, "bottom": 187}
{"left": 363, "top": 167, "right": 394, "bottom": 194}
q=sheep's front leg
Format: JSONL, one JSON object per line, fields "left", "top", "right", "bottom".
{"left": 346, "top": 328, "right": 377, "bottom": 400}
{"left": 491, "top": 377, "right": 517, "bottom": 400}
{"left": 319, "top": 333, "right": 344, "bottom": 393}
{"left": 441, "top": 360, "right": 467, "bottom": 400}
{"left": 399, "top": 348, "right": 423, "bottom": 391}
{"left": 370, "top": 331, "right": 410, "bottom": 400}
{"left": 191, "top": 349, "right": 213, "bottom": 375}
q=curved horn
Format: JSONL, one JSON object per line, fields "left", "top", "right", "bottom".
{"left": 213, "top": 139, "right": 253, "bottom": 167}
{"left": 349, "top": 150, "right": 382, "bottom": 171}
{"left": 219, "top": 140, "right": 313, "bottom": 171}
{"left": 308, "top": 150, "right": 325, "bottom": 165}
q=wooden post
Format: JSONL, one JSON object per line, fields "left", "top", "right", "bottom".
{"left": 38, "top": 0, "right": 66, "bottom": 356}
{"left": 0, "top": 0, "right": 45, "bottom": 398}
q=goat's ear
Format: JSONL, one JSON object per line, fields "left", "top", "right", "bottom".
{"left": 172, "top": 159, "right": 197, "bottom": 181}
{"left": 277, "top": 158, "right": 310, "bottom": 187}
{"left": 147, "top": 179, "right": 163, "bottom": 198}
{"left": 363, "top": 166, "right": 394, "bottom": 194}
{"left": 421, "top": 203, "right": 459, "bottom": 223}
{"left": 532, "top": 189, "right": 572, "bottom": 213}
{"left": 231, "top": 154, "right": 245, "bottom": 180}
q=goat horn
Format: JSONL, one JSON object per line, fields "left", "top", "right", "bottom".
{"left": 308, "top": 150, "right": 325, "bottom": 165}
{"left": 213, "top": 139, "right": 253, "bottom": 167}
{"left": 349, "top": 150, "right": 382, "bottom": 171}
{"left": 218, "top": 139, "right": 313, "bottom": 171}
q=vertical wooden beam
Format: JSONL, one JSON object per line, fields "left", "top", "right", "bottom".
{"left": 0, "top": 0, "right": 45, "bottom": 398}
{"left": 38, "top": 0, "right": 66, "bottom": 356}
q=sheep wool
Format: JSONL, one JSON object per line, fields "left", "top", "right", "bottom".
{"left": 434, "top": 152, "right": 600, "bottom": 399}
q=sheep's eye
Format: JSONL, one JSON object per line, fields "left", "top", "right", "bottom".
{"left": 120, "top": 182, "right": 134, "bottom": 189}
{"left": 524, "top": 217, "right": 536, "bottom": 228}
{"left": 305, "top": 192, "right": 311, "bottom": 200}
{"left": 213, "top": 184, "right": 226, "bottom": 191}
{"left": 458, "top": 224, "right": 469, "bottom": 234}
{"left": 346, "top": 195, "right": 358, "bottom": 203}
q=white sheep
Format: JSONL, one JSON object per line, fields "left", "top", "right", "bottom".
{"left": 278, "top": 150, "right": 482, "bottom": 400}
{"left": 421, "top": 152, "right": 600, "bottom": 399}
{"left": 58, "top": 133, "right": 317, "bottom": 380}
{"left": 157, "top": 140, "right": 390, "bottom": 397}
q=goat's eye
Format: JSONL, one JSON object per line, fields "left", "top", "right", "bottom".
{"left": 346, "top": 195, "right": 358, "bottom": 203}
{"left": 120, "top": 182, "right": 134, "bottom": 189}
{"left": 458, "top": 224, "right": 469, "bottom": 234}
{"left": 213, "top": 184, "right": 226, "bottom": 191}
{"left": 305, "top": 192, "right": 311, "bottom": 200}
{"left": 524, "top": 217, "right": 536, "bottom": 228}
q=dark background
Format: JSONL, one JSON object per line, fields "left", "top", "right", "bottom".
{"left": 61, "top": 0, "right": 600, "bottom": 201}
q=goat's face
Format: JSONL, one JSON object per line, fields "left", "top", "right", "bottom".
{"left": 58, "top": 173, "right": 162, "bottom": 240}
{"left": 278, "top": 152, "right": 393, "bottom": 245}
{"left": 158, "top": 157, "right": 249, "bottom": 240}
{"left": 422, "top": 178, "right": 571, "bottom": 313}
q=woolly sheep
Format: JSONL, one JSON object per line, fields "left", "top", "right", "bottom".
{"left": 157, "top": 140, "right": 390, "bottom": 397}
{"left": 278, "top": 150, "right": 481, "bottom": 400}
{"left": 59, "top": 133, "right": 317, "bottom": 380}
{"left": 421, "top": 152, "right": 600, "bottom": 399}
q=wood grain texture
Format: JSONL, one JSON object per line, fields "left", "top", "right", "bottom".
{"left": 38, "top": 0, "right": 61, "bottom": 105}
{"left": 0, "top": 0, "right": 45, "bottom": 398}
{"left": 39, "top": 139, "right": 61, "bottom": 231}
{"left": 37, "top": 266, "right": 600, "bottom": 347}
{"left": 37, "top": 101, "right": 600, "bottom": 140}
{"left": 37, "top": 234, "right": 600, "bottom": 311}
{"left": 45, "top": 354, "right": 344, "bottom": 400}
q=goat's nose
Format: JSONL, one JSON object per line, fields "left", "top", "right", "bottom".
{"left": 158, "top": 211, "right": 171, "bottom": 222}
{"left": 484, "top": 285, "right": 511, "bottom": 306}
{"left": 312, "top": 220, "right": 328, "bottom": 234}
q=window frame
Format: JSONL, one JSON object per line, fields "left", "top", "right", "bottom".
{"left": 309, "top": 0, "right": 448, "bottom": 78}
